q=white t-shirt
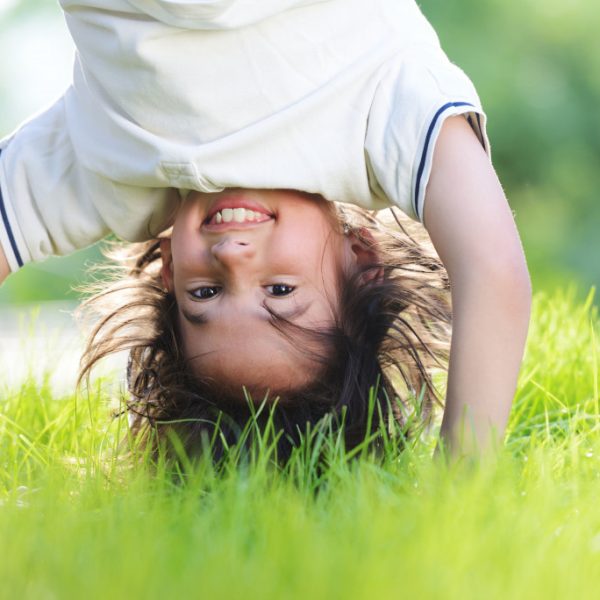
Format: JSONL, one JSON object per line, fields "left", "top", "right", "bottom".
{"left": 0, "top": 0, "right": 488, "bottom": 271}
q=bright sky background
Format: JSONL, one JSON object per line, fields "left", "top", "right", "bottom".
{"left": 0, "top": 2, "right": 75, "bottom": 136}
{"left": 0, "top": 0, "right": 18, "bottom": 16}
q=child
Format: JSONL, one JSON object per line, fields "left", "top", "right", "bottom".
{"left": 78, "top": 190, "right": 453, "bottom": 460}
{"left": 0, "top": 0, "right": 531, "bottom": 457}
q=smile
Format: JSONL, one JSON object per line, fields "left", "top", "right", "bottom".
{"left": 210, "top": 208, "right": 269, "bottom": 225}
{"left": 202, "top": 194, "right": 275, "bottom": 231}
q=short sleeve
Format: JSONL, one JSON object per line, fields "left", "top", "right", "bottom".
{"left": 364, "top": 46, "right": 489, "bottom": 223}
{"left": 0, "top": 96, "right": 110, "bottom": 270}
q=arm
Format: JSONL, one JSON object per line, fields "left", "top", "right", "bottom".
{"left": 424, "top": 116, "right": 531, "bottom": 458}
{"left": 0, "top": 245, "right": 9, "bottom": 286}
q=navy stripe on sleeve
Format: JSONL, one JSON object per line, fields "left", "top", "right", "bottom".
{"left": 0, "top": 148, "right": 24, "bottom": 267}
{"left": 414, "top": 101, "right": 474, "bottom": 219}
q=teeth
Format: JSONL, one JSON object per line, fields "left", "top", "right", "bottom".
{"left": 211, "top": 208, "right": 269, "bottom": 224}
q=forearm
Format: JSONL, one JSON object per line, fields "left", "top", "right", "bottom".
{"left": 439, "top": 266, "right": 531, "bottom": 455}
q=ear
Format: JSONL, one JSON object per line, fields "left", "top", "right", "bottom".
{"left": 159, "top": 237, "right": 174, "bottom": 292}
{"left": 345, "top": 227, "right": 384, "bottom": 285}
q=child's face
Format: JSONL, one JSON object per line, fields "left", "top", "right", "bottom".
{"left": 161, "top": 189, "right": 355, "bottom": 398}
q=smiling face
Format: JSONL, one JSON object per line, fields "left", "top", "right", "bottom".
{"left": 161, "top": 189, "right": 360, "bottom": 399}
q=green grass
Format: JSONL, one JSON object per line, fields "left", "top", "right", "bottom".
{"left": 1, "top": 287, "right": 600, "bottom": 599}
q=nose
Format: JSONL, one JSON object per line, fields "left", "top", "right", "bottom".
{"left": 211, "top": 238, "right": 256, "bottom": 267}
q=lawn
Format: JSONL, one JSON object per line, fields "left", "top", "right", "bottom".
{"left": 1, "top": 287, "right": 599, "bottom": 600}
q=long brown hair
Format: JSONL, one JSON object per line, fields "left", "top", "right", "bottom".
{"left": 78, "top": 204, "right": 451, "bottom": 462}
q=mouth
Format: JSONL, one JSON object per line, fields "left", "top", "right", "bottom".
{"left": 202, "top": 193, "right": 275, "bottom": 231}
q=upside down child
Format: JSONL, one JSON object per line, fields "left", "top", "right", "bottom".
{"left": 0, "top": 0, "right": 531, "bottom": 459}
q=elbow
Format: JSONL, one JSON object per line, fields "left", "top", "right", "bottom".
{"left": 497, "top": 248, "right": 532, "bottom": 311}
{"left": 451, "top": 245, "right": 532, "bottom": 317}
{"left": 484, "top": 250, "right": 532, "bottom": 321}
{"left": 486, "top": 246, "right": 531, "bottom": 302}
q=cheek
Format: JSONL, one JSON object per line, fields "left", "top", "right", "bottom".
{"left": 179, "top": 321, "right": 201, "bottom": 363}
{"left": 171, "top": 201, "right": 205, "bottom": 248}
{"left": 170, "top": 232, "right": 209, "bottom": 277}
{"left": 274, "top": 216, "right": 332, "bottom": 262}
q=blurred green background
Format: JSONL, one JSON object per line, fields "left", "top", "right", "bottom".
{"left": 0, "top": 0, "right": 598, "bottom": 304}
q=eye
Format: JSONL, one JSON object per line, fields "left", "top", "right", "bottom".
{"left": 266, "top": 284, "right": 295, "bottom": 297}
{"left": 190, "top": 286, "right": 222, "bottom": 300}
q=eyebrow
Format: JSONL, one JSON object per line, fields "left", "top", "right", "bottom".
{"left": 180, "top": 302, "right": 311, "bottom": 327}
